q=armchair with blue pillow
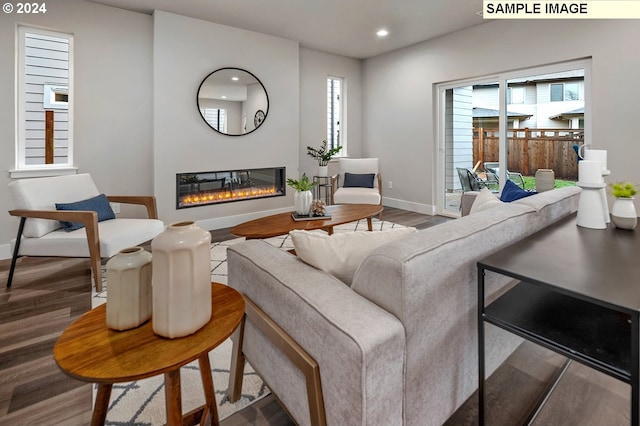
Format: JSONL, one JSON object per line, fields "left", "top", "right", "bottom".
{"left": 330, "top": 158, "right": 382, "bottom": 212}
{"left": 7, "top": 174, "right": 164, "bottom": 291}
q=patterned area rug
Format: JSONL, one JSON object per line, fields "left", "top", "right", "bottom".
{"left": 92, "top": 218, "right": 402, "bottom": 425}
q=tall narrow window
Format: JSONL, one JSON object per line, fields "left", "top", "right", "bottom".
{"left": 327, "top": 77, "right": 343, "bottom": 151}
{"left": 14, "top": 26, "right": 73, "bottom": 177}
{"left": 199, "top": 108, "right": 227, "bottom": 133}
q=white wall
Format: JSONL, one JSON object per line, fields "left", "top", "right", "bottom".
{"left": 299, "top": 48, "right": 362, "bottom": 179}
{"left": 0, "top": 0, "right": 153, "bottom": 257}
{"left": 364, "top": 19, "right": 640, "bottom": 213}
{"left": 153, "top": 11, "right": 300, "bottom": 228}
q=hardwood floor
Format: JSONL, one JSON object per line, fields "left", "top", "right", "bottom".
{"left": 0, "top": 207, "right": 630, "bottom": 425}
{"left": 0, "top": 257, "right": 93, "bottom": 425}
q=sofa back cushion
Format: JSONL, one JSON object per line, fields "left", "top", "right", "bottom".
{"left": 339, "top": 158, "right": 379, "bottom": 188}
{"left": 9, "top": 174, "right": 101, "bottom": 237}
{"left": 290, "top": 227, "right": 417, "bottom": 285}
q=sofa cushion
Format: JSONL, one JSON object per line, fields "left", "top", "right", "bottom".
{"left": 14, "top": 218, "right": 165, "bottom": 258}
{"left": 333, "top": 187, "right": 381, "bottom": 205}
{"left": 470, "top": 187, "right": 503, "bottom": 214}
{"left": 290, "top": 227, "right": 417, "bottom": 285}
{"left": 500, "top": 179, "right": 537, "bottom": 202}
{"left": 56, "top": 193, "right": 116, "bottom": 231}
{"left": 343, "top": 172, "right": 375, "bottom": 188}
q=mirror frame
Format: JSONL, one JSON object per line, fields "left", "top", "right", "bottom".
{"left": 196, "top": 67, "right": 269, "bottom": 136}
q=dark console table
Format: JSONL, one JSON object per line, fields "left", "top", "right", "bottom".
{"left": 478, "top": 213, "right": 640, "bottom": 425}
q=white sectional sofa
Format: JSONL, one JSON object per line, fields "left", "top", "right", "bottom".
{"left": 227, "top": 186, "right": 581, "bottom": 426}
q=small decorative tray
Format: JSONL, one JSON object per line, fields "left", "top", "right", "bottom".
{"left": 291, "top": 213, "right": 331, "bottom": 221}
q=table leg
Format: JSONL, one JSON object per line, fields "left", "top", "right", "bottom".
{"left": 367, "top": 217, "right": 373, "bottom": 231}
{"left": 199, "top": 354, "right": 219, "bottom": 426}
{"left": 165, "top": 369, "right": 183, "bottom": 426}
{"left": 92, "top": 384, "right": 112, "bottom": 426}
{"left": 632, "top": 312, "right": 639, "bottom": 426}
{"left": 228, "top": 318, "right": 246, "bottom": 403}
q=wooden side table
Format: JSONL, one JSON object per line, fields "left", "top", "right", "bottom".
{"left": 54, "top": 283, "right": 244, "bottom": 426}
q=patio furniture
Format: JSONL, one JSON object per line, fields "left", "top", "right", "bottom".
{"left": 457, "top": 167, "right": 486, "bottom": 192}
{"left": 483, "top": 162, "right": 525, "bottom": 189}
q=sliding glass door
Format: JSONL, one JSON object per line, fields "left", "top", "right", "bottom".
{"left": 436, "top": 59, "right": 590, "bottom": 216}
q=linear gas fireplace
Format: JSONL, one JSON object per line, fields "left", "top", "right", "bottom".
{"left": 176, "top": 167, "right": 285, "bottom": 209}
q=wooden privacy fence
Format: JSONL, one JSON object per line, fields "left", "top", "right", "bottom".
{"left": 473, "top": 128, "right": 584, "bottom": 180}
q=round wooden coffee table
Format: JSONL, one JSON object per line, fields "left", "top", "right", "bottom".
{"left": 53, "top": 283, "right": 244, "bottom": 426}
{"left": 231, "top": 204, "right": 384, "bottom": 239}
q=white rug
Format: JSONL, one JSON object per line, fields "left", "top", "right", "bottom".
{"left": 92, "top": 218, "right": 402, "bottom": 425}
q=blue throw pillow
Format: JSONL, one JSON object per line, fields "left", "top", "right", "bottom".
{"left": 56, "top": 193, "right": 116, "bottom": 231}
{"left": 343, "top": 173, "right": 375, "bottom": 188}
{"left": 500, "top": 179, "right": 537, "bottom": 202}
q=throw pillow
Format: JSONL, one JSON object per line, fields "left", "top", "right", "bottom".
{"left": 290, "top": 227, "right": 417, "bottom": 286}
{"left": 56, "top": 193, "right": 116, "bottom": 231}
{"left": 500, "top": 179, "right": 537, "bottom": 202}
{"left": 470, "top": 187, "right": 504, "bottom": 214}
{"left": 343, "top": 173, "right": 375, "bottom": 188}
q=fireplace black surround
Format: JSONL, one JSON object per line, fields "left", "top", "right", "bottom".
{"left": 176, "top": 167, "right": 285, "bottom": 209}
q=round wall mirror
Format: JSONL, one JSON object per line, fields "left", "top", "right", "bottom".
{"left": 197, "top": 67, "right": 269, "bottom": 136}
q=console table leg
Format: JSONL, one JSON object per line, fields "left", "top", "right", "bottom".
{"left": 477, "top": 266, "right": 485, "bottom": 426}
{"left": 92, "top": 384, "right": 112, "bottom": 426}
{"left": 165, "top": 370, "right": 183, "bottom": 426}
{"left": 632, "top": 312, "right": 639, "bottom": 426}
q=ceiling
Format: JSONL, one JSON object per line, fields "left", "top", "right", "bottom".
{"left": 87, "top": 0, "right": 486, "bottom": 59}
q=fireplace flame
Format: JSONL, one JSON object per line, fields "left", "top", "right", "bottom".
{"left": 180, "top": 186, "right": 280, "bottom": 207}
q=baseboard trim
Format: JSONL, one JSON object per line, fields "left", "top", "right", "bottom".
{"left": 0, "top": 244, "right": 11, "bottom": 261}
{"left": 382, "top": 197, "right": 435, "bottom": 216}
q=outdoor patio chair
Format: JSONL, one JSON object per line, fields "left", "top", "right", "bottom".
{"left": 457, "top": 167, "right": 486, "bottom": 192}
{"left": 483, "top": 162, "right": 525, "bottom": 189}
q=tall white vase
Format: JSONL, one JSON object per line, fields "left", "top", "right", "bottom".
{"left": 151, "top": 221, "right": 212, "bottom": 338}
{"left": 611, "top": 197, "right": 637, "bottom": 230}
{"left": 105, "top": 246, "right": 152, "bottom": 331}
{"left": 294, "top": 190, "right": 313, "bottom": 215}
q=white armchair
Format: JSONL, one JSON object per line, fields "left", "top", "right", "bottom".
{"left": 7, "top": 174, "right": 165, "bottom": 291}
{"left": 331, "top": 158, "right": 382, "bottom": 208}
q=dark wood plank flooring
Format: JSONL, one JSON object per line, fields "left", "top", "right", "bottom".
{"left": 0, "top": 207, "right": 631, "bottom": 425}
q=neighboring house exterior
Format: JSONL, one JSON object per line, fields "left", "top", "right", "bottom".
{"left": 472, "top": 70, "right": 585, "bottom": 130}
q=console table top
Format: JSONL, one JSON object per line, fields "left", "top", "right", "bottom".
{"left": 479, "top": 213, "right": 640, "bottom": 312}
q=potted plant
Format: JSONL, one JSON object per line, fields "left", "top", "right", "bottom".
{"left": 610, "top": 181, "right": 637, "bottom": 230}
{"left": 287, "top": 173, "right": 317, "bottom": 215}
{"left": 307, "top": 140, "right": 342, "bottom": 177}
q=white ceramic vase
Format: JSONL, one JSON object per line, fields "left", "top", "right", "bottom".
{"left": 317, "top": 165, "right": 328, "bottom": 177}
{"left": 151, "top": 221, "right": 212, "bottom": 338}
{"left": 535, "top": 169, "right": 555, "bottom": 192}
{"left": 105, "top": 246, "right": 152, "bottom": 331}
{"left": 294, "top": 190, "right": 313, "bottom": 215}
{"left": 611, "top": 197, "right": 637, "bottom": 230}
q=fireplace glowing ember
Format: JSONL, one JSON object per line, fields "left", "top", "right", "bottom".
{"left": 176, "top": 167, "right": 285, "bottom": 209}
{"left": 180, "top": 186, "right": 280, "bottom": 207}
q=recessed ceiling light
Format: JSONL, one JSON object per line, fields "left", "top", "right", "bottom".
{"left": 376, "top": 29, "right": 389, "bottom": 37}
{"left": 221, "top": 95, "right": 227, "bottom": 99}
{"left": 231, "top": 77, "right": 239, "bottom": 81}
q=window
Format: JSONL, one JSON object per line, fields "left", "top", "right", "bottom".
{"left": 199, "top": 108, "right": 227, "bottom": 133}
{"left": 508, "top": 86, "right": 525, "bottom": 104}
{"left": 327, "top": 77, "right": 344, "bottom": 152}
{"left": 437, "top": 59, "right": 589, "bottom": 216}
{"left": 551, "top": 82, "right": 580, "bottom": 102}
{"left": 14, "top": 26, "right": 74, "bottom": 177}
